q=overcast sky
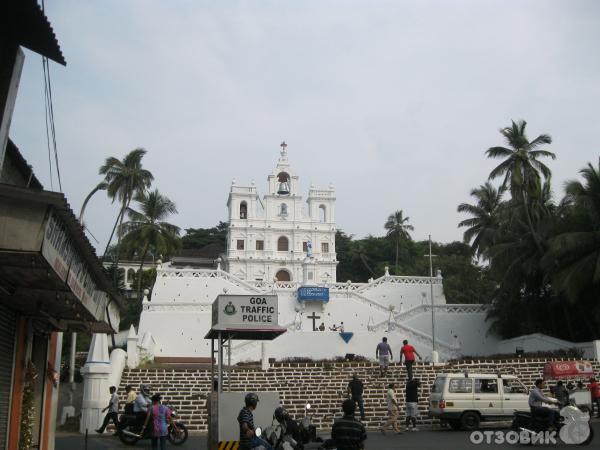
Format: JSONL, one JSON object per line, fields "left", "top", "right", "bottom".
{"left": 11, "top": 0, "right": 600, "bottom": 252}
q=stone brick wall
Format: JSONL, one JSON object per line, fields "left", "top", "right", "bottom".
{"left": 119, "top": 359, "right": 600, "bottom": 432}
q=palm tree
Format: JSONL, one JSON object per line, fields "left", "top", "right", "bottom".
{"left": 384, "top": 210, "right": 414, "bottom": 272}
{"left": 120, "top": 189, "right": 181, "bottom": 300}
{"left": 543, "top": 161, "right": 600, "bottom": 302}
{"left": 99, "top": 148, "right": 154, "bottom": 284}
{"left": 486, "top": 120, "right": 555, "bottom": 251}
{"left": 79, "top": 181, "right": 108, "bottom": 226}
{"left": 457, "top": 182, "right": 504, "bottom": 257}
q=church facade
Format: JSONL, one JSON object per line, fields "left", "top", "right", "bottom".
{"left": 137, "top": 144, "right": 499, "bottom": 363}
{"left": 225, "top": 142, "right": 337, "bottom": 284}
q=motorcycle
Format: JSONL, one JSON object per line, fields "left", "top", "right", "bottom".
{"left": 299, "top": 404, "right": 321, "bottom": 445}
{"left": 512, "top": 401, "right": 593, "bottom": 445}
{"left": 118, "top": 408, "right": 189, "bottom": 446}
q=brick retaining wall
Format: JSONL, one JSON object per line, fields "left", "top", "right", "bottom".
{"left": 120, "top": 359, "right": 600, "bottom": 432}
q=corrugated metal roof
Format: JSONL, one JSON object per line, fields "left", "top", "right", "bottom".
{"left": 1, "top": 0, "right": 66, "bottom": 65}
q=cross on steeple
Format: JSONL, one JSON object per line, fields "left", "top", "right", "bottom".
{"left": 307, "top": 311, "right": 321, "bottom": 331}
{"left": 279, "top": 140, "right": 289, "bottom": 160}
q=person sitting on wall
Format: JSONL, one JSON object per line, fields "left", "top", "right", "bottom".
{"left": 330, "top": 324, "right": 339, "bottom": 331}
{"left": 318, "top": 322, "right": 325, "bottom": 331}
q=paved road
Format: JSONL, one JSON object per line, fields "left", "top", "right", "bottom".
{"left": 56, "top": 422, "right": 599, "bottom": 450}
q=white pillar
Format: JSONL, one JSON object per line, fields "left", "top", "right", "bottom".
{"left": 80, "top": 334, "right": 111, "bottom": 434}
{"left": 431, "top": 350, "right": 439, "bottom": 364}
{"left": 261, "top": 342, "right": 269, "bottom": 371}
{"left": 126, "top": 325, "right": 139, "bottom": 369}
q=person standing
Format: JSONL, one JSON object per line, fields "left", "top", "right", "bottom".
{"left": 375, "top": 337, "right": 393, "bottom": 377}
{"left": 405, "top": 378, "right": 421, "bottom": 431}
{"left": 380, "top": 383, "right": 402, "bottom": 434}
{"left": 331, "top": 399, "right": 367, "bottom": 449}
{"left": 347, "top": 374, "right": 366, "bottom": 421}
{"left": 588, "top": 377, "right": 600, "bottom": 418}
{"left": 553, "top": 381, "right": 569, "bottom": 407}
{"left": 399, "top": 340, "right": 421, "bottom": 380}
{"left": 96, "top": 386, "right": 119, "bottom": 434}
{"left": 141, "top": 393, "right": 179, "bottom": 450}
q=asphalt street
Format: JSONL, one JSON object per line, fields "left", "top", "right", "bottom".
{"left": 56, "top": 421, "right": 599, "bottom": 450}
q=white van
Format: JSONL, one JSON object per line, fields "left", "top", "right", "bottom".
{"left": 429, "top": 373, "right": 530, "bottom": 430}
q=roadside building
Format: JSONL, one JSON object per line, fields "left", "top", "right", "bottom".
{"left": 0, "top": 1, "right": 123, "bottom": 449}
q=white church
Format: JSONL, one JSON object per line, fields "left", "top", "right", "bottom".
{"left": 136, "top": 144, "right": 503, "bottom": 363}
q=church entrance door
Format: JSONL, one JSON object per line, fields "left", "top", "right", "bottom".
{"left": 275, "top": 270, "right": 291, "bottom": 282}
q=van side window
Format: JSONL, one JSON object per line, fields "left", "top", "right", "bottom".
{"left": 475, "top": 378, "right": 498, "bottom": 394}
{"left": 448, "top": 378, "right": 473, "bottom": 393}
{"left": 503, "top": 379, "right": 527, "bottom": 394}
{"left": 432, "top": 377, "right": 445, "bottom": 393}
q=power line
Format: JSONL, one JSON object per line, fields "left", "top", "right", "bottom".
{"left": 41, "top": 0, "right": 62, "bottom": 192}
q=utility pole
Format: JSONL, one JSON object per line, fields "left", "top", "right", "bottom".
{"left": 424, "top": 235, "right": 438, "bottom": 362}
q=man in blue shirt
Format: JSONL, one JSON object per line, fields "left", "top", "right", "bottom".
{"left": 529, "top": 379, "right": 560, "bottom": 426}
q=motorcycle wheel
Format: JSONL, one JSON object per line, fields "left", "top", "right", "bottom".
{"left": 168, "top": 422, "right": 189, "bottom": 446}
{"left": 580, "top": 424, "right": 593, "bottom": 446}
{"left": 118, "top": 426, "right": 141, "bottom": 446}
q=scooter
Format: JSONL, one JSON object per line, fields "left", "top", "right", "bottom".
{"left": 512, "top": 401, "right": 593, "bottom": 445}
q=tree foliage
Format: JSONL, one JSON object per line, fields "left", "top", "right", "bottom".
{"left": 458, "top": 120, "right": 599, "bottom": 341}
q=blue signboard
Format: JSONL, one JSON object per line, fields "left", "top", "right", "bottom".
{"left": 297, "top": 286, "right": 330, "bottom": 302}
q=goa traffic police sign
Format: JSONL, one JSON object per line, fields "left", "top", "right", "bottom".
{"left": 212, "top": 295, "right": 279, "bottom": 329}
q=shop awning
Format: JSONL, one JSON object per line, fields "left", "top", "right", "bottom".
{"left": 542, "top": 361, "right": 594, "bottom": 380}
{"left": 0, "top": 184, "right": 123, "bottom": 332}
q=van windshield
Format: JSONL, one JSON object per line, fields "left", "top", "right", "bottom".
{"left": 432, "top": 377, "right": 445, "bottom": 393}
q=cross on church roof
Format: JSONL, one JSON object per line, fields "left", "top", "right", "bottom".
{"left": 280, "top": 141, "right": 287, "bottom": 149}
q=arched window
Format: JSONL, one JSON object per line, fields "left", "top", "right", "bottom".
{"left": 275, "top": 269, "right": 291, "bottom": 281}
{"left": 319, "top": 205, "right": 326, "bottom": 223}
{"left": 240, "top": 201, "right": 247, "bottom": 219}
{"left": 277, "top": 236, "right": 289, "bottom": 251}
{"left": 127, "top": 268, "right": 136, "bottom": 282}
{"left": 280, "top": 203, "right": 288, "bottom": 216}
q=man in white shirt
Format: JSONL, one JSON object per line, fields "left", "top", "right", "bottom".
{"left": 96, "top": 386, "right": 119, "bottom": 434}
{"left": 380, "top": 383, "right": 402, "bottom": 434}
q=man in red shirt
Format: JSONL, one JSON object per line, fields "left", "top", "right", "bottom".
{"left": 399, "top": 340, "right": 421, "bottom": 380}
{"left": 588, "top": 377, "right": 600, "bottom": 418}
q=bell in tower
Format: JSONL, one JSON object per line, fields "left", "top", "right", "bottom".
{"left": 277, "top": 172, "right": 290, "bottom": 195}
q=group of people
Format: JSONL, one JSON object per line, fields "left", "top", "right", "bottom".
{"left": 551, "top": 377, "right": 600, "bottom": 416}
{"left": 96, "top": 384, "right": 179, "bottom": 450}
{"left": 237, "top": 391, "right": 368, "bottom": 450}
{"left": 375, "top": 337, "right": 422, "bottom": 378}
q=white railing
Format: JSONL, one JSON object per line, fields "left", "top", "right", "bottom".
{"left": 157, "top": 268, "right": 263, "bottom": 293}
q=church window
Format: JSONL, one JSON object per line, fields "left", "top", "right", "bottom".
{"left": 240, "top": 201, "right": 247, "bottom": 219}
{"left": 256, "top": 240, "right": 264, "bottom": 250}
{"left": 321, "top": 242, "right": 329, "bottom": 253}
{"left": 236, "top": 240, "right": 245, "bottom": 250}
{"left": 277, "top": 236, "right": 289, "bottom": 251}
{"left": 280, "top": 203, "right": 288, "bottom": 216}
{"left": 319, "top": 205, "right": 327, "bottom": 223}
{"left": 302, "top": 242, "right": 308, "bottom": 253}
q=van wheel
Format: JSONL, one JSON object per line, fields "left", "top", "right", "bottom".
{"left": 448, "top": 420, "right": 462, "bottom": 431}
{"left": 460, "top": 412, "right": 480, "bottom": 431}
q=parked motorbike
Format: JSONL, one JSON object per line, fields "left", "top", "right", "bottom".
{"left": 118, "top": 408, "right": 188, "bottom": 446}
{"left": 299, "top": 404, "right": 321, "bottom": 445}
{"left": 512, "top": 401, "right": 593, "bottom": 445}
